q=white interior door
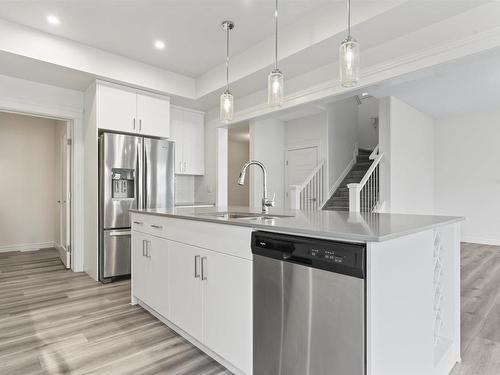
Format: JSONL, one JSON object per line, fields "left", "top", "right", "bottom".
{"left": 285, "top": 146, "right": 319, "bottom": 208}
{"left": 58, "top": 124, "right": 71, "bottom": 268}
{"left": 285, "top": 146, "right": 318, "bottom": 185}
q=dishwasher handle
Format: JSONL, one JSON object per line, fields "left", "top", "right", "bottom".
{"left": 251, "top": 231, "right": 366, "bottom": 279}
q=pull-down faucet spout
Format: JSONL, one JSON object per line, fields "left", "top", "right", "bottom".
{"left": 237, "top": 160, "right": 275, "bottom": 213}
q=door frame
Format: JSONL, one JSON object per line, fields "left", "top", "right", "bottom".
{"left": 284, "top": 140, "right": 320, "bottom": 198}
{"left": 0, "top": 101, "right": 84, "bottom": 272}
{"left": 57, "top": 123, "right": 72, "bottom": 268}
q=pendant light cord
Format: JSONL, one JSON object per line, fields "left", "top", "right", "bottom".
{"left": 347, "top": 0, "right": 351, "bottom": 37}
{"left": 274, "top": 0, "right": 278, "bottom": 70}
{"left": 226, "top": 26, "right": 230, "bottom": 91}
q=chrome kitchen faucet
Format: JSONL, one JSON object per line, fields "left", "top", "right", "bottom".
{"left": 237, "top": 160, "right": 275, "bottom": 213}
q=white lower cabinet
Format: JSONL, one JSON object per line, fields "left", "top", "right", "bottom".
{"left": 168, "top": 241, "right": 203, "bottom": 342}
{"left": 132, "top": 231, "right": 169, "bottom": 318}
{"left": 132, "top": 232, "right": 151, "bottom": 305}
{"left": 203, "top": 250, "right": 252, "bottom": 375}
{"left": 132, "top": 226, "right": 252, "bottom": 375}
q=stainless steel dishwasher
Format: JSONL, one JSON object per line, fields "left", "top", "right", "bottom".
{"left": 251, "top": 231, "right": 366, "bottom": 375}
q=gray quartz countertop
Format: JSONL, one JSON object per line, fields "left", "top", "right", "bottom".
{"left": 130, "top": 206, "right": 463, "bottom": 242}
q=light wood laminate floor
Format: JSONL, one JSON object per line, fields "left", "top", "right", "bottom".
{"left": 0, "top": 248, "right": 231, "bottom": 375}
{"left": 2, "top": 244, "right": 500, "bottom": 374}
{"left": 451, "top": 243, "right": 500, "bottom": 375}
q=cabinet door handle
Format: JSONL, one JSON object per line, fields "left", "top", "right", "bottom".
{"left": 133, "top": 117, "right": 136, "bottom": 131}
{"left": 150, "top": 224, "right": 163, "bottom": 229}
{"left": 139, "top": 119, "right": 142, "bottom": 132}
{"left": 183, "top": 161, "right": 187, "bottom": 173}
{"left": 201, "top": 257, "right": 207, "bottom": 281}
{"left": 146, "top": 240, "right": 151, "bottom": 258}
{"left": 179, "top": 161, "right": 182, "bottom": 173}
{"left": 142, "top": 239, "right": 147, "bottom": 256}
{"left": 194, "top": 255, "right": 201, "bottom": 278}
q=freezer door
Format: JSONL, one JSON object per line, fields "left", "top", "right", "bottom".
{"left": 100, "top": 133, "right": 142, "bottom": 229}
{"left": 102, "top": 229, "right": 131, "bottom": 278}
{"left": 143, "top": 138, "right": 175, "bottom": 209}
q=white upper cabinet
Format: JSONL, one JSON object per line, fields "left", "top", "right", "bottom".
{"left": 97, "top": 84, "right": 137, "bottom": 133}
{"left": 170, "top": 107, "right": 184, "bottom": 174}
{"left": 169, "top": 106, "right": 205, "bottom": 175}
{"left": 137, "top": 93, "right": 170, "bottom": 138}
{"left": 97, "top": 82, "right": 170, "bottom": 138}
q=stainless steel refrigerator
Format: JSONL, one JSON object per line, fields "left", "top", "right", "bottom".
{"left": 99, "top": 132, "right": 174, "bottom": 282}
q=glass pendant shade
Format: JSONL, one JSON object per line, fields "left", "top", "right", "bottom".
{"left": 268, "top": 69, "right": 284, "bottom": 107}
{"left": 339, "top": 36, "right": 360, "bottom": 87}
{"left": 220, "top": 90, "right": 234, "bottom": 123}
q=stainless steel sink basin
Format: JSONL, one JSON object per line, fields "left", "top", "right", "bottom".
{"left": 199, "top": 212, "right": 293, "bottom": 220}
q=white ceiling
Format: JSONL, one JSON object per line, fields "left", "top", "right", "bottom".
{"left": 370, "top": 48, "right": 500, "bottom": 119}
{"left": 0, "top": 0, "right": 324, "bottom": 78}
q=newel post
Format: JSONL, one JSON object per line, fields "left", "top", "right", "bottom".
{"left": 347, "top": 183, "right": 361, "bottom": 212}
{"left": 289, "top": 185, "right": 301, "bottom": 210}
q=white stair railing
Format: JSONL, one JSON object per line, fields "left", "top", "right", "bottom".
{"left": 288, "top": 159, "right": 326, "bottom": 210}
{"left": 348, "top": 145, "right": 384, "bottom": 212}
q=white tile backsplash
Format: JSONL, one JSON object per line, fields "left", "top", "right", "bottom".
{"left": 175, "top": 175, "right": 195, "bottom": 204}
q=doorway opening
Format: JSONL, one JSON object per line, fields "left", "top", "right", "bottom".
{"left": 0, "top": 111, "right": 73, "bottom": 268}
{"left": 227, "top": 124, "right": 250, "bottom": 206}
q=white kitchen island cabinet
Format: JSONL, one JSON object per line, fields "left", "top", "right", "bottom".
{"left": 167, "top": 240, "right": 204, "bottom": 342}
{"left": 131, "top": 214, "right": 253, "bottom": 375}
{"left": 131, "top": 207, "right": 462, "bottom": 375}
{"left": 131, "top": 232, "right": 169, "bottom": 318}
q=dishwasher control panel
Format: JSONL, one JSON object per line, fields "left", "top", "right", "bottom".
{"left": 251, "top": 231, "right": 366, "bottom": 278}
{"left": 309, "top": 248, "right": 345, "bottom": 263}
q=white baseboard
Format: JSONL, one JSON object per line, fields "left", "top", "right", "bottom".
{"left": 462, "top": 236, "right": 500, "bottom": 247}
{"left": 0, "top": 241, "right": 56, "bottom": 253}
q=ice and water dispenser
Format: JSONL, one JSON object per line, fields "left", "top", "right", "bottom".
{"left": 111, "top": 169, "right": 135, "bottom": 199}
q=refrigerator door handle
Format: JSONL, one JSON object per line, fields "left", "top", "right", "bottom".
{"left": 144, "top": 142, "right": 148, "bottom": 209}
{"left": 135, "top": 142, "right": 143, "bottom": 210}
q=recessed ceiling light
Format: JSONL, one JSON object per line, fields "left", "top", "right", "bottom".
{"left": 361, "top": 92, "right": 369, "bottom": 97}
{"left": 47, "top": 15, "right": 60, "bottom": 25}
{"left": 154, "top": 40, "right": 165, "bottom": 50}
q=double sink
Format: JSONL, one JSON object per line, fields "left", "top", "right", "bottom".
{"left": 199, "top": 211, "right": 294, "bottom": 221}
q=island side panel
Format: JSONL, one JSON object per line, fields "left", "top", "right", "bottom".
{"left": 366, "top": 229, "right": 435, "bottom": 375}
{"left": 433, "top": 222, "right": 461, "bottom": 375}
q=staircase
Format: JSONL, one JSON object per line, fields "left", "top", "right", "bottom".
{"left": 322, "top": 149, "right": 373, "bottom": 211}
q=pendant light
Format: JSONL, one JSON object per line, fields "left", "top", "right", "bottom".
{"left": 339, "top": 0, "right": 360, "bottom": 87}
{"left": 268, "top": 0, "right": 284, "bottom": 107}
{"left": 220, "top": 20, "right": 235, "bottom": 123}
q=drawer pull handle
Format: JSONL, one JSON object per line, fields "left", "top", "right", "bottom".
{"left": 133, "top": 221, "right": 143, "bottom": 225}
{"left": 201, "top": 257, "right": 208, "bottom": 281}
{"left": 150, "top": 224, "right": 163, "bottom": 229}
{"left": 194, "top": 255, "right": 201, "bottom": 278}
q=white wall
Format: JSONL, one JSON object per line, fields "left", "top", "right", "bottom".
{"left": 357, "top": 97, "right": 379, "bottom": 150}
{"left": 327, "top": 97, "right": 358, "bottom": 189}
{"left": 380, "top": 96, "right": 435, "bottom": 214}
{"left": 284, "top": 112, "right": 328, "bottom": 161}
{"left": 0, "top": 112, "right": 63, "bottom": 251}
{"left": 435, "top": 109, "right": 500, "bottom": 244}
{"left": 249, "top": 118, "right": 285, "bottom": 208}
{"left": 228, "top": 139, "right": 250, "bottom": 206}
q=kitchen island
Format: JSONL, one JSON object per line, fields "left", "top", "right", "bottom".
{"left": 130, "top": 206, "right": 463, "bottom": 375}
